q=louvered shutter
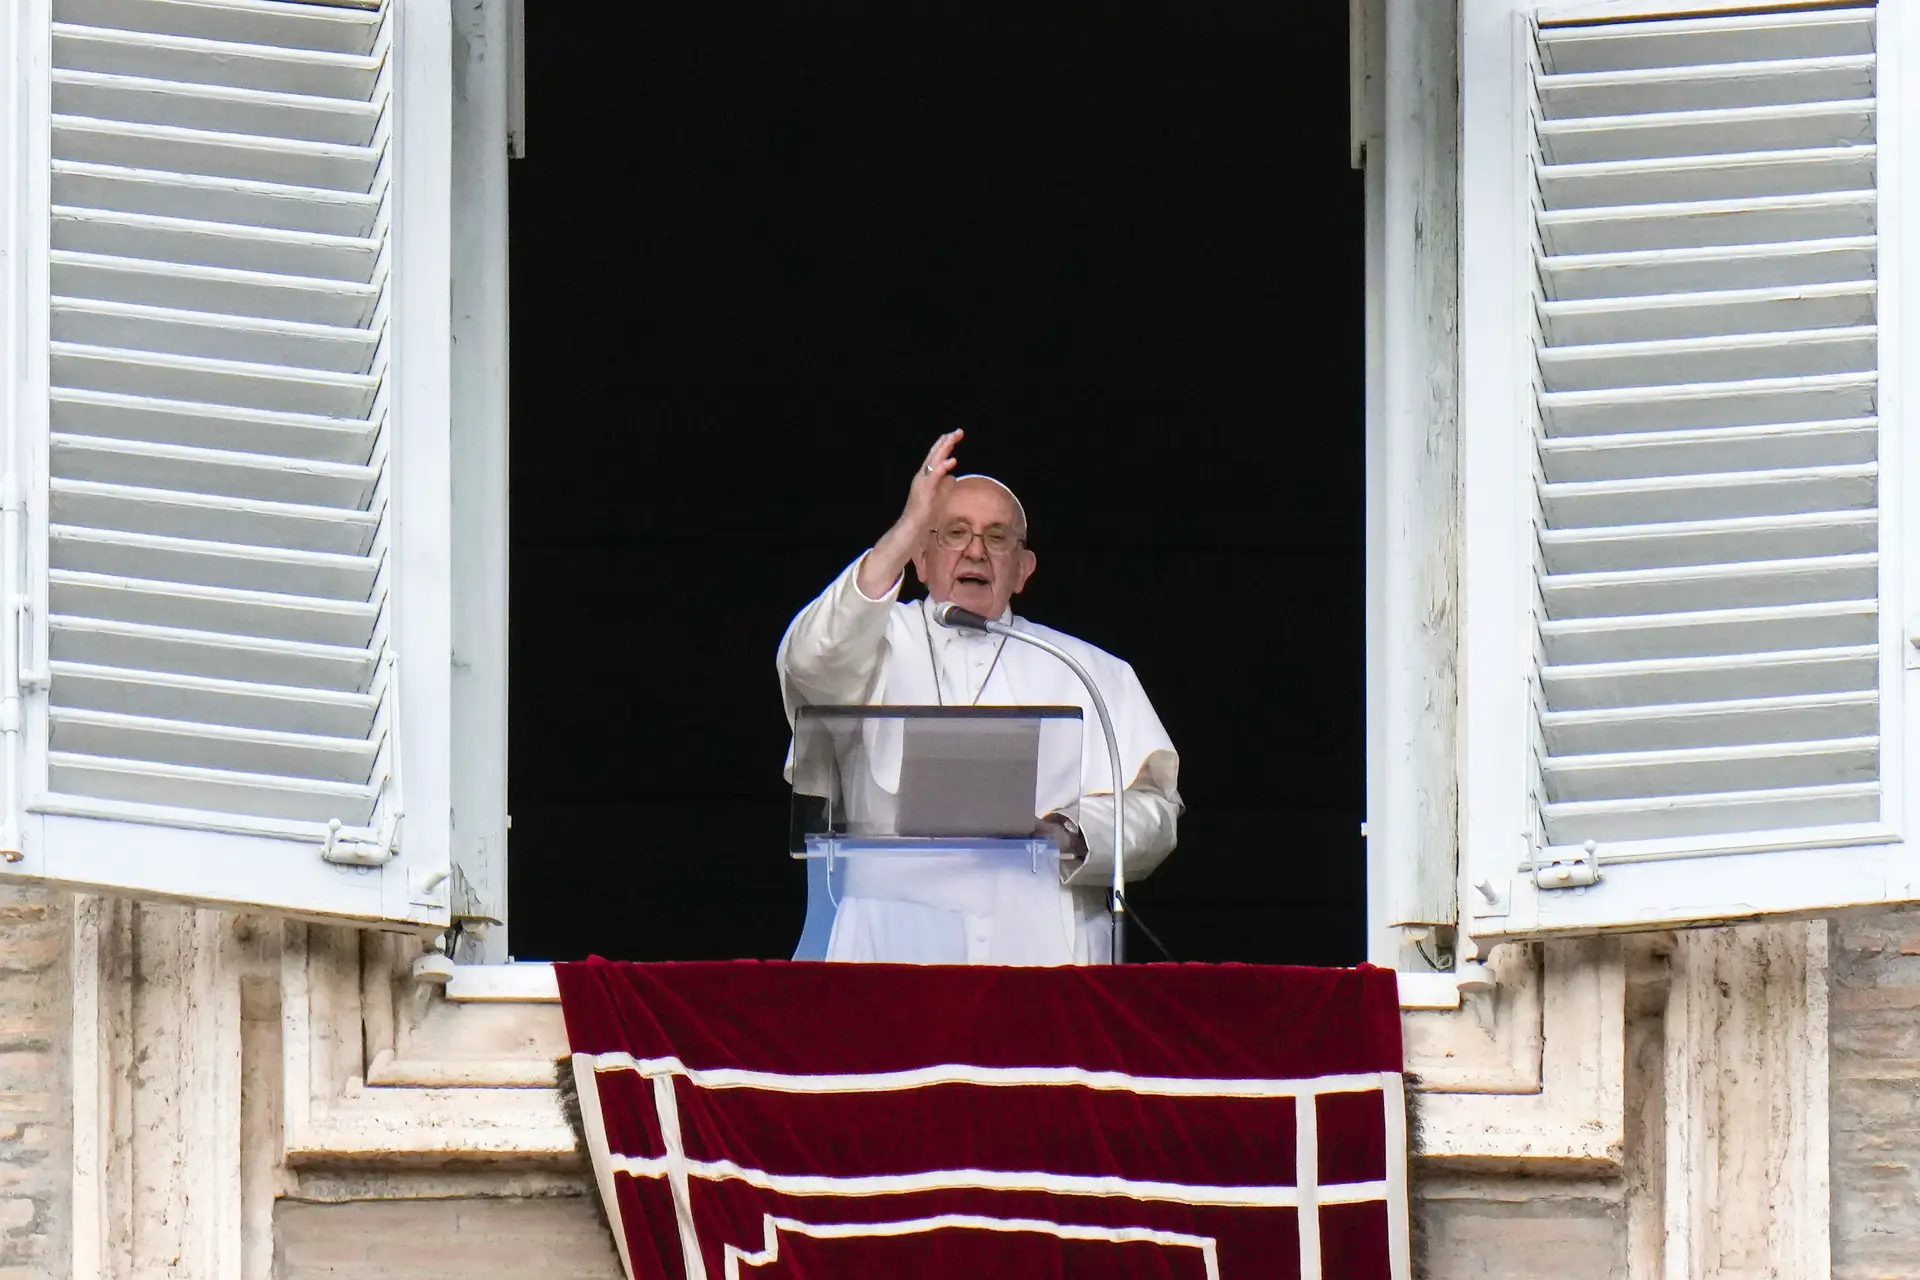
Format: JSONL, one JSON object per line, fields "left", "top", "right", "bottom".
{"left": 1461, "top": 1, "right": 1920, "bottom": 937}
{"left": 0, "top": 0, "right": 453, "bottom": 926}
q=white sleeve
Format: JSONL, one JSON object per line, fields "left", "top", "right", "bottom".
{"left": 776, "top": 554, "right": 901, "bottom": 718}
{"left": 1058, "top": 779, "right": 1181, "bottom": 886}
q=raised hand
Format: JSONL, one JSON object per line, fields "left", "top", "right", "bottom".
{"left": 899, "top": 430, "right": 962, "bottom": 534}
{"left": 857, "top": 430, "right": 963, "bottom": 599}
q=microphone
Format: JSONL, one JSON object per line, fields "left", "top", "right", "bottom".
{"left": 929, "top": 600, "right": 992, "bottom": 631}
{"left": 926, "top": 595, "right": 1132, "bottom": 963}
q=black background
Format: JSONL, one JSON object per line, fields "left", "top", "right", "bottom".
{"left": 505, "top": 2, "right": 1364, "bottom": 965}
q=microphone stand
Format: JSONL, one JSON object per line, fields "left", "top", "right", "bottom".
{"left": 932, "top": 602, "right": 1129, "bottom": 963}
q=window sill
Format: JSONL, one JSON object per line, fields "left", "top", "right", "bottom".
{"left": 443, "top": 963, "right": 1465, "bottom": 1009}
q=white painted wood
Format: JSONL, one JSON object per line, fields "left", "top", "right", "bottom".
{"left": 1458, "top": 0, "right": 1920, "bottom": 939}
{"left": 1374, "top": 0, "right": 1461, "bottom": 932}
{"left": 387, "top": 0, "right": 453, "bottom": 918}
{"left": 449, "top": 0, "right": 512, "bottom": 958}
{"left": 0, "top": 0, "right": 457, "bottom": 925}
{"left": 1360, "top": 0, "right": 1405, "bottom": 967}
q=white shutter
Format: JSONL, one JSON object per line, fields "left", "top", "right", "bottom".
{"left": 1461, "top": 1, "right": 1920, "bottom": 937}
{"left": 0, "top": 0, "right": 453, "bottom": 926}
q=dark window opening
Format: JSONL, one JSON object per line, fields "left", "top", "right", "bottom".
{"left": 507, "top": 2, "right": 1363, "bottom": 965}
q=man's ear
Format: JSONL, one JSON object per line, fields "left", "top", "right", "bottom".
{"left": 910, "top": 544, "right": 930, "bottom": 587}
{"left": 1011, "top": 548, "right": 1037, "bottom": 595}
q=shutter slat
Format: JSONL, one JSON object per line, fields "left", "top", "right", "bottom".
{"left": 53, "top": 208, "right": 379, "bottom": 282}
{"left": 1538, "top": 325, "right": 1876, "bottom": 392}
{"left": 50, "top": 615, "right": 376, "bottom": 692}
{"left": 50, "top": 524, "right": 378, "bottom": 599}
{"left": 1542, "top": 552, "right": 1876, "bottom": 619}
{"left": 1543, "top": 736, "right": 1877, "bottom": 804}
{"left": 53, "top": 116, "right": 379, "bottom": 191}
{"left": 51, "top": 661, "right": 376, "bottom": 737}
{"left": 54, "top": 69, "right": 382, "bottom": 146}
{"left": 1542, "top": 461, "right": 1876, "bottom": 526}
{"left": 47, "top": 752, "right": 377, "bottom": 824}
{"left": 52, "top": 343, "right": 379, "bottom": 417}
{"left": 51, "top": 388, "right": 377, "bottom": 463}
{"left": 1541, "top": 145, "right": 1875, "bottom": 210}
{"left": 1544, "top": 690, "right": 1878, "bottom": 755}
{"left": 52, "top": 22, "right": 381, "bottom": 100}
{"left": 52, "top": 433, "right": 376, "bottom": 507}
{"left": 1542, "top": 644, "right": 1876, "bottom": 710}
{"left": 53, "top": 0, "right": 382, "bottom": 57}
{"left": 51, "top": 707, "right": 378, "bottom": 783}
{"left": 1541, "top": 510, "right": 1876, "bottom": 574}
{"left": 1539, "top": 10, "right": 1875, "bottom": 74}
{"left": 1541, "top": 193, "right": 1874, "bottom": 257}
{"left": 54, "top": 252, "right": 379, "bottom": 327}
{"left": 1541, "top": 100, "right": 1875, "bottom": 165}
{"left": 51, "top": 298, "right": 380, "bottom": 373}
{"left": 1543, "top": 236, "right": 1876, "bottom": 302}
{"left": 1541, "top": 783, "right": 1878, "bottom": 845}
{"left": 52, "top": 479, "right": 379, "bottom": 555}
{"left": 1548, "top": 288, "right": 1886, "bottom": 361}
{"left": 1540, "top": 417, "right": 1876, "bottom": 481}
{"left": 53, "top": 162, "right": 380, "bottom": 237}
{"left": 51, "top": 570, "right": 378, "bottom": 647}
{"left": 1540, "top": 53, "right": 1875, "bottom": 119}
{"left": 1540, "top": 371, "right": 1877, "bottom": 437}
{"left": 1542, "top": 599, "right": 1876, "bottom": 665}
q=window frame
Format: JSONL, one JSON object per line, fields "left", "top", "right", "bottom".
{"left": 1458, "top": 0, "right": 1920, "bottom": 939}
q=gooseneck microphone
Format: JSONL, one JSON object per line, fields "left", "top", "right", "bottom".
{"left": 931, "top": 598, "right": 1131, "bottom": 963}
{"left": 928, "top": 600, "right": 992, "bottom": 631}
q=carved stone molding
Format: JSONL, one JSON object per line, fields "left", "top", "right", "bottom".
{"left": 280, "top": 924, "right": 576, "bottom": 1161}
{"left": 72, "top": 903, "right": 585, "bottom": 1280}
{"left": 1403, "top": 942, "right": 1543, "bottom": 1093}
{"left": 1413, "top": 938, "right": 1627, "bottom": 1171}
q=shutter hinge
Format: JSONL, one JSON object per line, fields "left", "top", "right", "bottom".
{"left": 1534, "top": 840, "right": 1601, "bottom": 890}
{"left": 14, "top": 596, "right": 47, "bottom": 693}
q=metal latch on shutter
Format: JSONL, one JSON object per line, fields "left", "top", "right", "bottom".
{"left": 321, "top": 814, "right": 397, "bottom": 867}
{"left": 1534, "top": 840, "right": 1601, "bottom": 890}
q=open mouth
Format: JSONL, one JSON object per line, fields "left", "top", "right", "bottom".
{"left": 955, "top": 571, "right": 991, "bottom": 588}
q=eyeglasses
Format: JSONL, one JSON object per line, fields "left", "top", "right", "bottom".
{"left": 932, "top": 522, "right": 1024, "bottom": 556}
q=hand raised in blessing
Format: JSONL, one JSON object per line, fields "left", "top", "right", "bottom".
{"left": 855, "top": 430, "right": 966, "bottom": 599}
{"left": 898, "top": 429, "right": 962, "bottom": 534}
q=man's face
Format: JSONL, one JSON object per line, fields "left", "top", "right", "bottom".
{"left": 912, "top": 478, "right": 1037, "bottom": 618}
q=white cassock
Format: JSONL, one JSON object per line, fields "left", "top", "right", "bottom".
{"left": 778, "top": 555, "right": 1183, "bottom": 965}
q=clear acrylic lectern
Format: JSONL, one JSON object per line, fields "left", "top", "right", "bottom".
{"left": 789, "top": 705, "right": 1087, "bottom": 964}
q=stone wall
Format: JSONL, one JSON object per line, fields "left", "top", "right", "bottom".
{"left": 1830, "top": 907, "right": 1920, "bottom": 1280}
{"left": 275, "top": 1196, "right": 620, "bottom": 1279}
{"left": 1413, "top": 1177, "right": 1625, "bottom": 1280}
{"left": 0, "top": 887, "right": 66, "bottom": 1280}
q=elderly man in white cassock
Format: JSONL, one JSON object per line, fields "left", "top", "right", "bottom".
{"left": 778, "top": 430, "right": 1182, "bottom": 965}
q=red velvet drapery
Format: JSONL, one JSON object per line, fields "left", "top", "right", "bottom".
{"left": 558, "top": 960, "right": 1407, "bottom": 1280}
